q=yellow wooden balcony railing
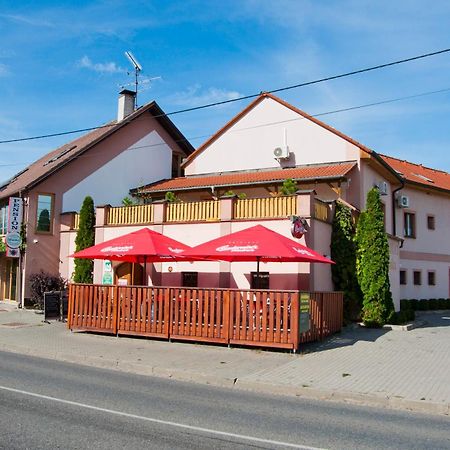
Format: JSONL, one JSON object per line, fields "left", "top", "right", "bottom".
{"left": 233, "top": 196, "right": 297, "bottom": 220}
{"left": 314, "top": 200, "right": 330, "bottom": 222}
{"left": 73, "top": 213, "right": 80, "bottom": 230}
{"left": 107, "top": 205, "right": 154, "bottom": 225}
{"left": 166, "top": 200, "right": 220, "bottom": 222}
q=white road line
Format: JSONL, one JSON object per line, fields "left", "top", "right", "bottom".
{"left": 0, "top": 384, "right": 325, "bottom": 449}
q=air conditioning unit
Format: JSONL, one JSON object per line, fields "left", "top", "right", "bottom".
{"left": 397, "top": 195, "right": 410, "bottom": 208}
{"left": 376, "top": 181, "right": 388, "bottom": 196}
{"left": 273, "top": 146, "right": 289, "bottom": 159}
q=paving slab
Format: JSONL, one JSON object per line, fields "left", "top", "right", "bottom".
{"left": 0, "top": 302, "right": 449, "bottom": 416}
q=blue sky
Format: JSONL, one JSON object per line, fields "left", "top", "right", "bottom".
{"left": 1, "top": 0, "right": 450, "bottom": 183}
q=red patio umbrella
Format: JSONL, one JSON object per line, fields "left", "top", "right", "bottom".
{"left": 71, "top": 227, "right": 192, "bottom": 264}
{"left": 182, "top": 225, "right": 333, "bottom": 287}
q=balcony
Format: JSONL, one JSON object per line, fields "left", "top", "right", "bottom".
{"left": 69, "top": 193, "right": 332, "bottom": 230}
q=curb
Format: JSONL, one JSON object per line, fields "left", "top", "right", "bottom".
{"left": 1, "top": 345, "right": 448, "bottom": 417}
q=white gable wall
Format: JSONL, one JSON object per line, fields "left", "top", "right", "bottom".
{"left": 185, "top": 97, "right": 360, "bottom": 176}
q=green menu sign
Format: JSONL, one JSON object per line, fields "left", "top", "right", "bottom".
{"left": 299, "top": 292, "right": 311, "bottom": 333}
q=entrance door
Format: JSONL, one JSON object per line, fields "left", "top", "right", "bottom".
{"left": 0, "top": 257, "right": 18, "bottom": 301}
{"left": 114, "top": 262, "right": 144, "bottom": 286}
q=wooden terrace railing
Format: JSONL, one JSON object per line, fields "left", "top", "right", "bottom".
{"left": 233, "top": 196, "right": 297, "bottom": 220}
{"left": 166, "top": 200, "right": 220, "bottom": 222}
{"left": 107, "top": 205, "right": 154, "bottom": 225}
{"left": 68, "top": 284, "right": 343, "bottom": 351}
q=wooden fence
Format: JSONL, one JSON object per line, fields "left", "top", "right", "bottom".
{"left": 166, "top": 200, "right": 220, "bottom": 222}
{"left": 68, "top": 284, "right": 343, "bottom": 351}
{"left": 107, "top": 205, "right": 154, "bottom": 225}
{"left": 233, "top": 196, "right": 297, "bottom": 220}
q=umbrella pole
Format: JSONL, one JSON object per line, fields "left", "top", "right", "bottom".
{"left": 256, "top": 257, "right": 260, "bottom": 290}
{"left": 144, "top": 256, "right": 147, "bottom": 286}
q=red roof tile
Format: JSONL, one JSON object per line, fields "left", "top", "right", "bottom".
{"left": 135, "top": 162, "right": 356, "bottom": 194}
{"left": 380, "top": 154, "right": 450, "bottom": 193}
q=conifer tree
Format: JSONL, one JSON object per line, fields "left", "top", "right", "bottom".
{"left": 330, "top": 202, "right": 361, "bottom": 321}
{"left": 73, "top": 196, "right": 95, "bottom": 283}
{"left": 355, "top": 188, "right": 394, "bottom": 326}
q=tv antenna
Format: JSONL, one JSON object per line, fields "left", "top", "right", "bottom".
{"left": 124, "top": 51, "right": 142, "bottom": 108}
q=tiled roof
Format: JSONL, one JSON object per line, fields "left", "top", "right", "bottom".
{"left": 182, "top": 92, "right": 375, "bottom": 168}
{"left": 135, "top": 162, "right": 356, "bottom": 194}
{"left": 0, "top": 101, "right": 194, "bottom": 200}
{"left": 380, "top": 154, "right": 450, "bottom": 193}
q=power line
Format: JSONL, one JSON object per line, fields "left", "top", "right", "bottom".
{"left": 1, "top": 46, "right": 449, "bottom": 145}
{"left": 2, "top": 85, "right": 449, "bottom": 170}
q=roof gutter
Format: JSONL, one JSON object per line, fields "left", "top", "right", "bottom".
{"left": 133, "top": 174, "right": 350, "bottom": 196}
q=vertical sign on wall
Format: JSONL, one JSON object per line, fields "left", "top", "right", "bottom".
{"left": 6, "top": 197, "right": 23, "bottom": 258}
{"left": 102, "top": 259, "right": 113, "bottom": 285}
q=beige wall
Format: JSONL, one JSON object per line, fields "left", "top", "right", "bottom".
{"left": 185, "top": 97, "right": 360, "bottom": 176}
{"left": 23, "top": 115, "right": 186, "bottom": 298}
{"left": 396, "top": 186, "right": 450, "bottom": 299}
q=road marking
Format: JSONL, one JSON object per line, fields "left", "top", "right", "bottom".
{"left": 0, "top": 384, "right": 324, "bottom": 449}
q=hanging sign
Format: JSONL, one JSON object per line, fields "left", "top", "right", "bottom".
{"left": 6, "top": 197, "right": 23, "bottom": 258}
{"left": 7, "top": 197, "right": 23, "bottom": 233}
{"left": 102, "top": 260, "right": 113, "bottom": 284}
{"left": 290, "top": 216, "right": 308, "bottom": 239}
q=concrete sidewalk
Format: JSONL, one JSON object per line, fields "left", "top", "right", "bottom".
{"left": 1, "top": 301, "right": 449, "bottom": 416}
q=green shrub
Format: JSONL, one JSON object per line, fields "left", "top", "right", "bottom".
{"left": 409, "top": 299, "right": 418, "bottom": 310}
{"left": 355, "top": 188, "right": 394, "bottom": 326}
{"left": 331, "top": 202, "right": 361, "bottom": 322}
{"left": 29, "top": 271, "right": 67, "bottom": 309}
{"left": 417, "top": 300, "right": 429, "bottom": 311}
{"left": 446, "top": 299, "right": 450, "bottom": 309}
{"left": 389, "top": 310, "right": 413, "bottom": 325}
{"left": 165, "top": 191, "right": 180, "bottom": 203}
{"left": 280, "top": 179, "right": 297, "bottom": 196}
{"left": 428, "top": 299, "right": 438, "bottom": 310}
{"left": 438, "top": 298, "right": 447, "bottom": 309}
{"left": 400, "top": 299, "right": 411, "bottom": 311}
{"left": 73, "top": 196, "right": 95, "bottom": 283}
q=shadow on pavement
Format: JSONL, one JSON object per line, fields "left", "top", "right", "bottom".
{"left": 414, "top": 311, "right": 450, "bottom": 329}
{"left": 300, "top": 325, "right": 390, "bottom": 354}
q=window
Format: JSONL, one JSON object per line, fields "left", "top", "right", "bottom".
{"left": 400, "top": 270, "right": 407, "bottom": 285}
{"left": 413, "top": 271, "right": 421, "bottom": 286}
{"left": 35, "top": 194, "right": 54, "bottom": 233}
{"left": 182, "top": 272, "right": 198, "bottom": 287}
{"left": 427, "top": 215, "right": 435, "bottom": 230}
{"left": 404, "top": 212, "right": 416, "bottom": 238}
{"left": 251, "top": 272, "right": 269, "bottom": 290}
{"left": 0, "top": 204, "right": 8, "bottom": 234}
{"left": 428, "top": 271, "right": 436, "bottom": 286}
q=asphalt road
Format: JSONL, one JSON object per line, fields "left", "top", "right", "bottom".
{"left": 0, "top": 351, "right": 449, "bottom": 450}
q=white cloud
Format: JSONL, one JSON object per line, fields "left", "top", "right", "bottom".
{"left": 78, "top": 56, "right": 125, "bottom": 74}
{"left": 0, "top": 64, "right": 8, "bottom": 77}
{"left": 0, "top": 13, "right": 54, "bottom": 28}
{"left": 167, "top": 84, "right": 242, "bottom": 108}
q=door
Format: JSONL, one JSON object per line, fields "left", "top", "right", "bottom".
{"left": 114, "top": 262, "right": 144, "bottom": 286}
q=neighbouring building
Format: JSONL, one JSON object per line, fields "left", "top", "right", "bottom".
{"left": 0, "top": 90, "right": 194, "bottom": 303}
{"left": 59, "top": 92, "right": 450, "bottom": 309}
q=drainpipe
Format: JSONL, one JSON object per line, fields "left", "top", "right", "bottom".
{"left": 391, "top": 181, "right": 404, "bottom": 237}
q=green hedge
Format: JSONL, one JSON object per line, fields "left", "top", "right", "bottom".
{"left": 400, "top": 298, "right": 450, "bottom": 311}
{"left": 389, "top": 309, "right": 415, "bottom": 325}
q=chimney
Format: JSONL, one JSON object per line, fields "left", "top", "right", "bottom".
{"left": 117, "top": 89, "right": 136, "bottom": 122}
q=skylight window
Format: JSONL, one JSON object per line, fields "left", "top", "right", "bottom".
{"left": 412, "top": 172, "right": 434, "bottom": 183}
{"left": 43, "top": 145, "right": 77, "bottom": 166}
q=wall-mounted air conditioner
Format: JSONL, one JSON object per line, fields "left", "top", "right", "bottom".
{"left": 397, "top": 195, "right": 410, "bottom": 208}
{"left": 376, "top": 181, "right": 388, "bottom": 195}
{"left": 273, "top": 146, "right": 289, "bottom": 159}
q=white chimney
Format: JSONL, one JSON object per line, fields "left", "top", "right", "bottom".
{"left": 117, "top": 89, "right": 136, "bottom": 122}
